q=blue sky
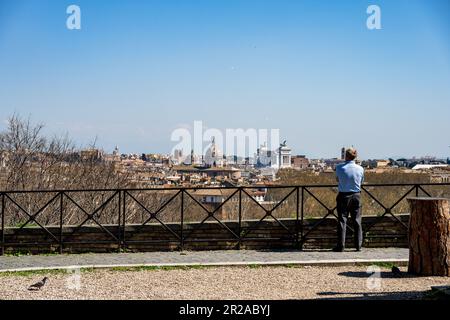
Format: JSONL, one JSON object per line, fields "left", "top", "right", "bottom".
{"left": 0, "top": 0, "right": 449, "bottom": 159}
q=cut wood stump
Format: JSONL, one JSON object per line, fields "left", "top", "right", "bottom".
{"left": 407, "top": 197, "right": 450, "bottom": 276}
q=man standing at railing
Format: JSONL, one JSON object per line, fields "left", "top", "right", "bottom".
{"left": 333, "top": 148, "right": 364, "bottom": 252}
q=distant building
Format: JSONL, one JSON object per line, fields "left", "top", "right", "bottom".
{"left": 204, "top": 137, "right": 224, "bottom": 167}
{"left": 255, "top": 140, "right": 292, "bottom": 170}
{"left": 259, "top": 167, "right": 277, "bottom": 181}
{"left": 172, "top": 165, "right": 240, "bottom": 180}
{"left": 277, "top": 141, "right": 292, "bottom": 169}
{"left": 291, "top": 155, "right": 309, "bottom": 170}
{"left": 412, "top": 164, "right": 448, "bottom": 170}
{"left": 181, "top": 150, "right": 203, "bottom": 166}
{"left": 324, "top": 158, "right": 344, "bottom": 170}
{"left": 362, "top": 159, "right": 390, "bottom": 169}
{"left": 104, "top": 146, "right": 121, "bottom": 162}
{"left": 172, "top": 149, "right": 183, "bottom": 165}
{"left": 255, "top": 142, "right": 276, "bottom": 168}
{"left": 308, "top": 159, "right": 326, "bottom": 171}
{"left": 189, "top": 187, "right": 275, "bottom": 220}
{"left": 80, "top": 149, "right": 103, "bottom": 161}
{"left": 113, "top": 146, "right": 119, "bottom": 157}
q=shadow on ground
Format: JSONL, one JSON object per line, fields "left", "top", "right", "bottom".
{"left": 318, "top": 272, "right": 450, "bottom": 300}
{"left": 316, "top": 290, "right": 426, "bottom": 300}
{"left": 338, "top": 271, "right": 419, "bottom": 279}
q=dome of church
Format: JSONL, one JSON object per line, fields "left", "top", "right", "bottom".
{"left": 204, "top": 137, "right": 223, "bottom": 166}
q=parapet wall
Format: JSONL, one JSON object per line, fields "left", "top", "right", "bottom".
{"left": 1, "top": 214, "right": 409, "bottom": 254}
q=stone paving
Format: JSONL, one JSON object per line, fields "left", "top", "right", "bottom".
{"left": 0, "top": 248, "right": 408, "bottom": 272}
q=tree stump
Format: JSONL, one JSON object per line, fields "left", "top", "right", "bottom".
{"left": 407, "top": 197, "right": 450, "bottom": 276}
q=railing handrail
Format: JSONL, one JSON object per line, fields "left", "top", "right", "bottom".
{"left": 0, "top": 182, "right": 449, "bottom": 194}
{"left": 1, "top": 182, "right": 449, "bottom": 255}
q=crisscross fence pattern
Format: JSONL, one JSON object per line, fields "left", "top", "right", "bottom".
{"left": 0, "top": 182, "right": 449, "bottom": 254}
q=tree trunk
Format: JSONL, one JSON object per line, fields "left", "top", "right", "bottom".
{"left": 407, "top": 197, "right": 450, "bottom": 276}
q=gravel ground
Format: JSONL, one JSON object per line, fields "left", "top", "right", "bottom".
{"left": 1, "top": 265, "right": 449, "bottom": 300}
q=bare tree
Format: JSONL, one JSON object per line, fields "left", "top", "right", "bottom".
{"left": 0, "top": 114, "right": 131, "bottom": 226}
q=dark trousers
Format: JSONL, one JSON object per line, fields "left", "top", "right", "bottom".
{"left": 336, "top": 192, "right": 362, "bottom": 250}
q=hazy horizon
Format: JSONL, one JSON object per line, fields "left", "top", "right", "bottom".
{"left": 1, "top": 0, "right": 449, "bottom": 159}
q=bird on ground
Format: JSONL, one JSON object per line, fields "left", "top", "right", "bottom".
{"left": 28, "top": 277, "right": 49, "bottom": 291}
{"left": 391, "top": 266, "right": 402, "bottom": 277}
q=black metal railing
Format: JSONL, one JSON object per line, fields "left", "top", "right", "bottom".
{"left": 0, "top": 182, "right": 449, "bottom": 255}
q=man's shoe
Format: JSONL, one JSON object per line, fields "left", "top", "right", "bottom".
{"left": 355, "top": 247, "right": 362, "bottom": 252}
{"left": 332, "top": 247, "right": 344, "bottom": 252}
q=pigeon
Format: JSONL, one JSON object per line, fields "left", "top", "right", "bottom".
{"left": 28, "top": 277, "right": 49, "bottom": 291}
{"left": 391, "top": 266, "right": 402, "bottom": 277}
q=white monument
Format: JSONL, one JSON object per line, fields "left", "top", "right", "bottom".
{"left": 277, "top": 140, "right": 292, "bottom": 169}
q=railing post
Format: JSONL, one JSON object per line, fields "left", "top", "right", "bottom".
{"left": 59, "top": 192, "right": 64, "bottom": 254}
{"left": 295, "top": 187, "right": 299, "bottom": 249}
{"left": 180, "top": 189, "right": 184, "bottom": 251}
{"left": 415, "top": 184, "right": 419, "bottom": 197}
{"left": 1, "top": 193, "right": 5, "bottom": 256}
{"left": 300, "top": 187, "right": 304, "bottom": 250}
{"left": 122, "top": 190, "right": 126, "bottom": 250}
{"left": 238, "top": 187, "right": 242, "bottom": 250}
{"left": 118, "top": 190, "right": 122, "bottom": 251}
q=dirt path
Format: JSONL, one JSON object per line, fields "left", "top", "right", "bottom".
{"left": 1, "top": 265, "right": 449, "bottom": 300}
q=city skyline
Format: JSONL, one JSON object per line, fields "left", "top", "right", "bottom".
{"left": 59, "top": 137, "right": 450, "bottom": 162}
{"left": 1, "top": 0, "right": 450, "bottom": 159}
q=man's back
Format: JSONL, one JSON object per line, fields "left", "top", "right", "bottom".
{"left": 334, "top": 148, "right": 364, "bottom": 252}
{"left": 336, "top": 161, "right": 364, "bottom": 193}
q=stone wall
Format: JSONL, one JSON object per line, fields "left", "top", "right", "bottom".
{"left": 1, "top": 214, "right": 409, "bottom": 254}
